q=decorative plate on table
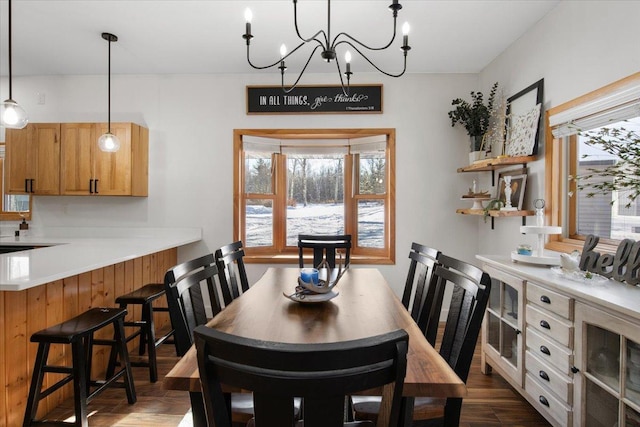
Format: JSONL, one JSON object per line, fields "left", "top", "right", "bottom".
{"left": 550, "top": 267, "right": 609, "bottom": 285}
{"left": 283, "top": 290, "right": 339, "bottom": 304}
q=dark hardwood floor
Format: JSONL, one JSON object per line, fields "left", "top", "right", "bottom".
{"left": 42, "top": 331, "right": 551, "bottom": 427}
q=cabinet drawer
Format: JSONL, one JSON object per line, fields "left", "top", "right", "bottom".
{"left": 527, "top": 282, "right": 573, "bottom": 320}
{"left": 525, "top": 373, "right": 572, "bottom": 427}
{"left": 526, "top": 304, "right": 573, "bottom": 348}
{"left": 526, "top": 328, "right": 573, "bottom": 375}
{"left": 526, "top": 351, "right": 573, "bottom": 404}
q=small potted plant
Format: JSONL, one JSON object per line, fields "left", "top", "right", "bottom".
{"left": 448, "top": 82, "right": 498, "bottom": 164}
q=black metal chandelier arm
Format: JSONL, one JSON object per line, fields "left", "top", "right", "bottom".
{"left": 340, "top": 41, "right": 408, "bottom": 78}
{"left": 293, "top": 0, "right": 330, "bottom": 46}
{"left": 331, "top": 18, "right": 398, "bottom": 52}
{"left": 281, "top": 45, "right": 322, "bottom": 94}
{"left": 246, "top": 41, "right": 309, "bottom": 70}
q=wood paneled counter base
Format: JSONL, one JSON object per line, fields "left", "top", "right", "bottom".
{"left": 0, "top": 248, "right": 177, "bottom": 426}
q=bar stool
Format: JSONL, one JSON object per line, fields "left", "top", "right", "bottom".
{"left": 109, "top": 283, "right": 175, "bottom": 382}
{"left": 23, "top": 307, "right": 136, "bottom": 427}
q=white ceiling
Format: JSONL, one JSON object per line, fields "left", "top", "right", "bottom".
{"left": 0, "top": 0, "right": 560, "bottom": 77}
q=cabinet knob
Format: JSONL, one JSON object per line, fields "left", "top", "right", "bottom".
{"left": 539, "top": 395, "right": 550, "bottom": 407}
{"left": 540, "top": 320, "right": 551, "bottom": 330}
{"left": 515, "top": 329, "right": 521, "bottom": 335}
{"left": 571, "top": 366, "right": 580, "bottom": 374}
{"left": 539, "top": 370, "right": 550, "bottom": 381}
{"left": 540, "top": 345, "right": 550, "bottom": 356}
{"left": 540, "top": 295, "right": 551, "bottom": 304}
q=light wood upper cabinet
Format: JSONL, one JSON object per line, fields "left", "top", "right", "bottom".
{"left": 60, "top": 122, "right": 148, "bottom": 196}
{"left": 5, "top": 123, "right": 61, "bottom": 195}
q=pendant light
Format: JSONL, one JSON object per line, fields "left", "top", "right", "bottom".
{"left": 97, "top": 32, "right": 120, "bottom": 152}
{"left": 0, "top": 0, "right": 28, "bottom": 129}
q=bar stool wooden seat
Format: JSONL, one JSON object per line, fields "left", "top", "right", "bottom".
{"left": 23, "top": 307, "right": 136, "bottom": 427}
{"left": 110, "top": 283, "right": 175, "bottom": 383}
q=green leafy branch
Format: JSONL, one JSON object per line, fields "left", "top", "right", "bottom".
{"left": 570, "top": 126, "right": 640, "bottom": 208}
{"left": 448, "top": 82, "right": 498, "bottom": 138}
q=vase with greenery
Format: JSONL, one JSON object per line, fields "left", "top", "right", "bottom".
{"left": 570, "top": 125, "right": 640, "bottom": 208}
{"left": 448, "top": 82, "right": 499, "bottom": 153}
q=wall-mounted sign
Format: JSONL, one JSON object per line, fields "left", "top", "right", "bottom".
{"left": 246, "top": 85, "right": 383, "bottom": 114}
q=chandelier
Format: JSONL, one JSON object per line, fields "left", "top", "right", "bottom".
{"left": 242, "top": 0, "right": 411, "bottom": 95}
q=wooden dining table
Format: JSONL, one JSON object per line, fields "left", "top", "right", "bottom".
{"left": 163, "top": 267, "right": 466, "bottom": 425}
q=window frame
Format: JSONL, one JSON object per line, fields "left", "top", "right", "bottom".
{"left": 545, "top": 72, "right": 640, "bottom": 254}
{"left": 0, "top": 149, "right": 32, "bottom": 221}
{"left": 233, "top": 128, "right": 396, "bottom": 265}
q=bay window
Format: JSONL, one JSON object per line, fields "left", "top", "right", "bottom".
{"left": 234, "top": 129, "right": 395, "bottom": 264}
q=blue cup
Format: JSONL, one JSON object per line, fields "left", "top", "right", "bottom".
{"left": 300, "top": 268, "right": 319, "bottom": 285}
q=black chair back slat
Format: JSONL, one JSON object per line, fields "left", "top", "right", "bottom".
{"left": 164, "top": 255, "right": 223, "bottom": 356}
{"left": 195, "top": 327, "right": 408, "bottom": 427}
{"left": 401, "top": 243, "right": 440, "bottom": 333}
{"left": 215, "top": 241, "right": 250, "bottom": 304}
{"left": 297, "top": 234, "right": 352, "bottom": 269}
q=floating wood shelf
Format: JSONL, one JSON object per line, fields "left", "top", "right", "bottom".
{"left": 456, "top": 209, "right": 534, "bottom": 217}
{"left": 457, "top": 155, "right": 537, "bottom": 173}
{"left": 456, "top": 209, "right": 535, "bottom": 229}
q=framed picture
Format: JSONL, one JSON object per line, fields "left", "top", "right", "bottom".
{"left": 505, "top": 79, "right": 544, "bottom": 156}
{"left": 497, "top": 169, "right": 527, "bottom": 210}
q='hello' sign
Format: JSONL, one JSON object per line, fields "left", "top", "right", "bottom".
{"left": 580, "top": 234, "right": 640, "bottom": 284}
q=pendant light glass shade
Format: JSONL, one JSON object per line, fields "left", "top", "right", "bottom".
{"left": 2, "top": 0, "right": 28, "bottom": 129}
{"left": 0, "top": 99, "right": 28, "bottom": 129}
{"left": 98, "top": 32, "right": 119, "bottom": 152}
{"left": 97, "top": 131, "right": 120, "bottom": 152}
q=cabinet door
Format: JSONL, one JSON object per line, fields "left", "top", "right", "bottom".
{"left": 5, "top": 124, "right": 60, "bottom": 195}
{"left": 574, "top": 302, "right": 640, "bottom": 426}
{"left": 93, "top": 123, "right": 132, "bottom": 195}
{"left": 5, "top": 127, "right": 33, "bottom": 194}
{"left": 482, "top": 265, "right": 525, "bottom": 386}
{"left": 60, "top": 123, "right": 94, "bottom": 195}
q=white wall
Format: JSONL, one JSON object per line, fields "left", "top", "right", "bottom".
{"left": 477, "top": 0, "right": 640, "bottom": 256}
{"left": 1, "top": 72, "right": 481, "bottom": 296}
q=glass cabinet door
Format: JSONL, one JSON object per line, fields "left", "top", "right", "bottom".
{"left": 575, "top": 302, "right": 640, "bottom": 427}
{"left": 483, "top": 266, "right": 524, "bottom": 386}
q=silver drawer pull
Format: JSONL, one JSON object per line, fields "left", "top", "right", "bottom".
{"left": 540, "top": 295, "right": 551, "bottom": 304}
{"left": 540, "top": 345, "right": 551, "bottom": 356}
{"left": 539, "top": 370, "right": 550, "bottom": 381}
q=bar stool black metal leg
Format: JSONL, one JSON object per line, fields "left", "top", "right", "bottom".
{"left": 114, "top": 317, "right": 137, "bottom": 404}
{"left": 23, "top": 342, "right": 50, "bottom": 427}
{"left": 71, "top": 339, "right": 89, "bottom": 427}
{"left": 142, "top": 303, "right": 158, "bottom": 382}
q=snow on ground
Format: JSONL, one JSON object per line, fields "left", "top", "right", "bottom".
{"left": 245, "top": 203, "right": 384, "bottom": 247}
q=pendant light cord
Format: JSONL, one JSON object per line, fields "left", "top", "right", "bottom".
{"left": 107, "top": 36, "right": 111, "bottom": 133}
{"left": 8, "top": 0, "right": 13, "bottom": 99}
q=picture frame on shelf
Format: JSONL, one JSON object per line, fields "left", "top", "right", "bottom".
{"left": 497, "top": 169, "right": 527, "bottom": 210}
{"left": 505, "top": 78, "right": 544, "bottom": 156}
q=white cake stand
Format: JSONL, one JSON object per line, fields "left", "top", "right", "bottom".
{"left": 461, "top": 197, "right": 490, "bottom": 210}
{"left": 511, "top": 225, "right": 562, "bottom": 266}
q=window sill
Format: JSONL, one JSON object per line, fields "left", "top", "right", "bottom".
{"left": 245, "top": 254, "right": 395, "bottom": 265}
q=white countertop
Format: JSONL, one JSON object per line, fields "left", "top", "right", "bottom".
{"left": 0, "top": 227, "right": 201, "bottom": 291}
{"left": 478, "top": 254, "right": 640, "bottom": 321}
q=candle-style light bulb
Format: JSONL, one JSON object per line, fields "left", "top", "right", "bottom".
{"left": 244, "top": 8, "right": 253, "bottom": 37}
{"left": 344, "top": 51, "right": 352, "bottom": 74}
{"left": 280, "top": 44, "right": 287, "bottom": 59}
{"left": 402, "top": 22, "right": 410, "bottom": 48}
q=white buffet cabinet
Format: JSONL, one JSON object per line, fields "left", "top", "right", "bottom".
{"left": 478, "top": 255, "right": 640, "bottom": 427}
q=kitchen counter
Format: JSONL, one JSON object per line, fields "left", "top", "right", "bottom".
{"left": 0, "top": 227, "right": 201, "bottom": 291}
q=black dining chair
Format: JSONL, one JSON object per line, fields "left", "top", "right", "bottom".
{"left": 194, "top": 326, "right": 408, "bottom": 427}
{"left": 163, "top": 254, "right": 255, "bottom": 425}
{"left": 215, "top": 240, "right": 250, "bottom": 304}
{"left": 353, "top": 254, "right": 491, "bottom": 426}
{"left": 297, "top": 234, "right": 352, "bottom": 269}
{"left": 400, "top": 243, "right": 441, "bottom": 331}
